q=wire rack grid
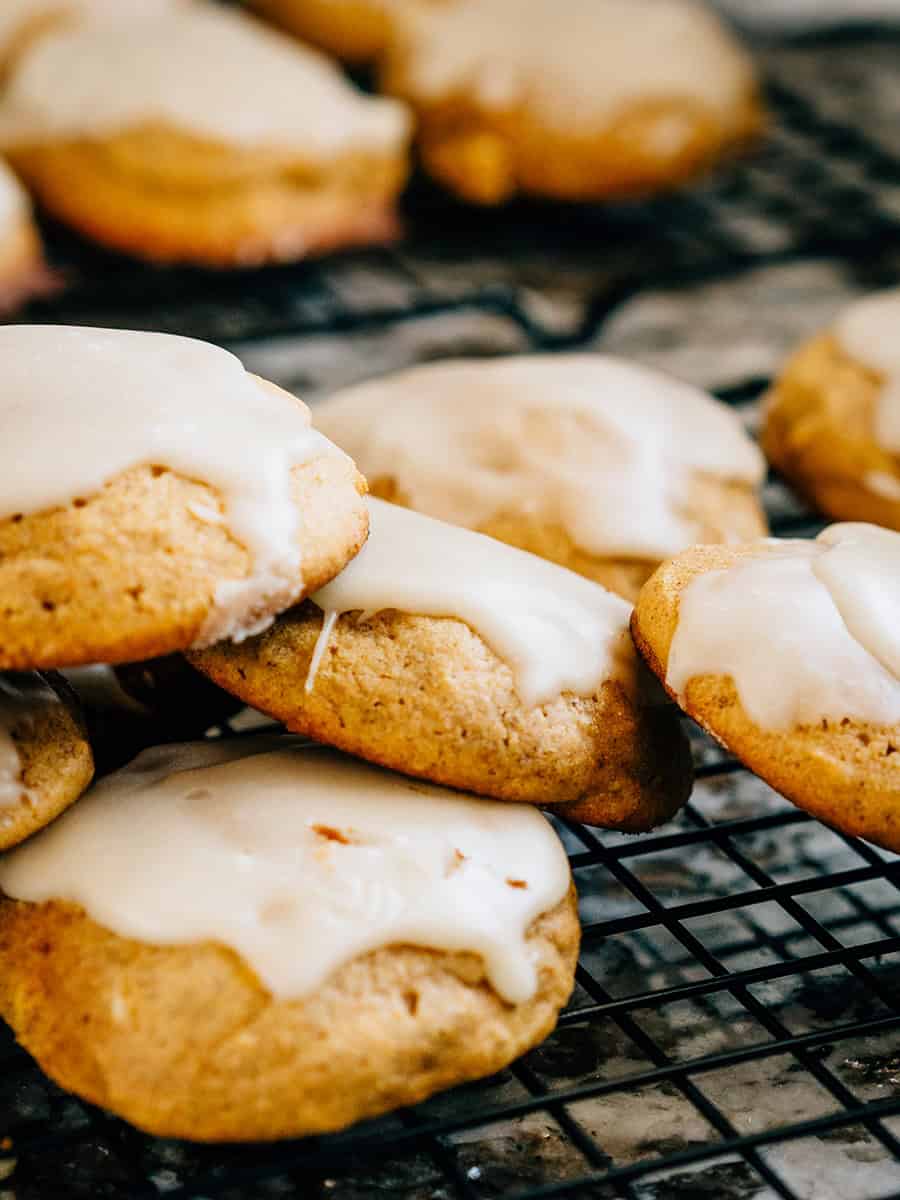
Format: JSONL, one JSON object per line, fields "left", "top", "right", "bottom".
{"left": 2, "top": 23, "right": 900, "bottom": 1200}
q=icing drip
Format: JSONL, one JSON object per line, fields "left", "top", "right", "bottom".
{"left": 393, "top": 0, "right": 756, "bottom": 130}
{"left": 315, "top": 355, "right": 764, "bottom": 562}
{"left": 666, "top": 524, "right": 900, "bottom": 730}
{"left": 0, "top": 325, "right": 344, "bottom": 645}
{"left": 0, "top": 160, "right": 28, "bottom": 240}
{"left": 0, "top": 4, "right": 410, "bottom": 157}
{"left": 0, "top": 673, "right": 60, "bottom": 809}
{"left": 0, "top": 738, "right": 572, "bottom": 1004}
{"left": 310, "top": 499, "right": 638, "bottom": 708}
{"left": 834, "top": 288, "right": 900, "bottom": 456}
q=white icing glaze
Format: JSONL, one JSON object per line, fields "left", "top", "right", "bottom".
{"left": 0, "top": 159, "right": 28, "bottom": 240}
{"left": 666, "top": 524, "right": 900, "bottom": 730}
{"left": 0, "top": 737, "right": 571, "bottom": 1004}
{"left": 393, "top": 0, "right": 755, "bottom": 130}
{"left": 0, "top": 673, "right": 60, "bottom": 810}
{"left": 815, "top": 524, "right": 900, "bottom": 681}
{"left": 0, "top": 4, "right": 410, "bottom": 157}
{"left": 834, "top": 289, "right": 900, "bottom": 456}
{"left": 0, "top": 0, "right": 179, "bottom": 53}
{"left": 310, "top": 498, "right": 636, "bottom": 707}
{"left": 0, "top": 325, "right": 343, "bottom": 646}
{"left": 315, "top": 355, "right": 765, "bottom": 562}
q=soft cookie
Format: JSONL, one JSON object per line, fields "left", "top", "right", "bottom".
{"left": 314, "top": 355, "right": 767, "bottom": 603}
{"left": 0, "top": 4, "right": 411, "bottom": 265}
{"left": 379, "top": 0, "right": 764, "bottom": 204}
{"left": 191, "top": 499, "right": 693, "bottom": 831}
{"left": 0, "top": 159, "right": 47, "bottom": 312}
{"left": 0, "top": 671, "right": 94, "bottom": 850}
{"left": 0, "top": 325, "right": 367, "bottom": 670}
{"left": 0, "top": 737, "right": 579, "bottom": 1140}
{"left": 632, "top": 523, "right": 900, "bottom": 852}
{"left": 763, "top": 290, "right": 900, "bottom": 530}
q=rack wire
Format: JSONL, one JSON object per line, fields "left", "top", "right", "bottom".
{"left": 3, "top": 23, "right": 900, "bottom": 1200}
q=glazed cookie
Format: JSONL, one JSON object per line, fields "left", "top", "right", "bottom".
{"left": 0, "top": 158, "right": 47, "bottom": 312}
{"left": 763, "top": 290, "right": 900, "bottom": 530}
{"left": 0, "top": 737, "right": 579, "bottom": 1140}
{"left": 250, "top": 0, "right": 404, "bottom": 64}
{"left": 379, "top": 0, "right": 764, "bottom": 204}
{"left": 0, "top": 4, "right": 411, "bottom": 265}
{"left": 0, "top": 325, "right": 367, "bottom": 670}
{"left": 0, "top": 672, "right": 94, "bottom": 850}
{"left": 315, "top": 355, "right": 767, "bottom": 603}
{"left": 191, "top": 499, "right": 693, "bottom": 831}
{"left": 632, "top": 523, "right": 900, "bottom": 852}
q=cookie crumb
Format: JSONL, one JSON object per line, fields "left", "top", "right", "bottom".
{"left": 312, "top": 824, "right": 350, "bottom": 844}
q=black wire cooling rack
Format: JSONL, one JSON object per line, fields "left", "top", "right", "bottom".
{"left": 3, "top": 22, "right": 900, "bottom": 1200}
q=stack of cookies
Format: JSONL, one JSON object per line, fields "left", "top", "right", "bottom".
{"left": 0, "top": 0, "right": 764, "bottom": 283}
{"left": 0, "top": 322, "right": 895, "bottom": 1143}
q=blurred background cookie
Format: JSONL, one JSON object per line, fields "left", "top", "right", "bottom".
{"left": 379, "top": 0, "right": 764, "bottom": 203}
{"left": 315, "top": 355, "right": 767, "bottom": 603}
{"left": 0, "top": 325, "right": 367, "bottom": 669}
{"left": 0, "top": 671, "right": 93, "bottom": 849}
{"left": 763, "top": 290, "right": 900, "bottom": 531}
{"left": 0, "top": 738, "right": 578, "bottom": 1140}
{"left": 0, "top": 4, "right": 412, "bottom": 265}
{"left": 191, "top": 499, "right": 693, "bottom": 831}
{"left": 632, "top": 523, "right": 900, "bottom": 851}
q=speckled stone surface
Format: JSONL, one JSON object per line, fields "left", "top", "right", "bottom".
{"left": 2, "top": 20, "right": 900, "bottom": 1200}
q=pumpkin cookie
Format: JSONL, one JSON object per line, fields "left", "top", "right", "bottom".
{"left": 0, "top": 737, "right": 578, "bottom": 1141}
{"left": 314, "top": 355, "right": 767, "bottom": 603}
{"left": 632, "top": 523, "right": 900, "bottom": 852}
{"left": 191, "top": 499, "right": 693, "bottom": 831}
{"left": 0, "top": 158, "right": 47, "bottom": 312}
{"left": 0, "top": 325, "right": 367, "bottom": 670}
{"left": 0, "top": 671, "right": 94, "bottom": 850}
{"left": 763, "top": 290, "right": 900, "bottom": 530}
{"left": 250, "top": 0, "right": 403, "bottom": 64}
{"left": 379, "top": 0, "right": 764, "bottom": 204}
{"left": 0, "top": 4, "right": 411, "bottom": 265}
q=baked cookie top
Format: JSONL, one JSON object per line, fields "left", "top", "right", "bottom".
{"left": 0, "top": 324, "right": 364, "bottom": 651}
{"left": 664, "top": 523, "right": 899, "bottom": 729}
{"left": 0, "top": 736, "right": 572, "bottom": 1005}
{"left": 0, "top": 3, "right": 410, "bottom": 158}
{"left": 385, "top": 0, "right": 756, "bottom": 130}
{"left": 833, "top": 289, "right": 900, "bottom": 460}
{"left": 310, "top": 498, "right": 638, "bottom": 708}
{"left": 315, "top": 355, "right": 765, "bottom": 563}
